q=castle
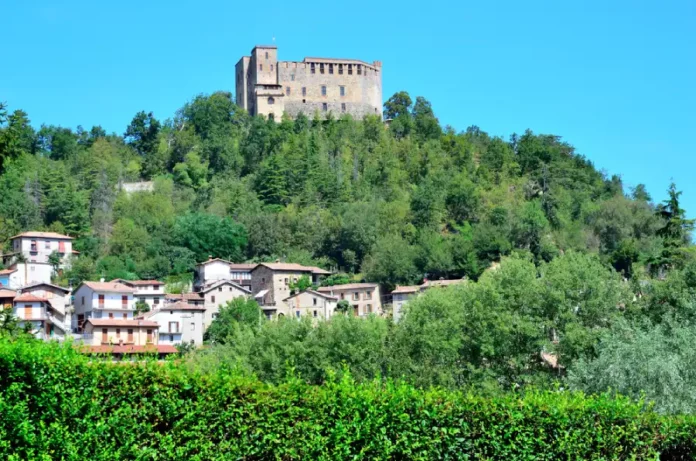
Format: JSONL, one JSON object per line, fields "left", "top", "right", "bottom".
{"left": 235, "top": 45, "right": 382, "bottom": 121}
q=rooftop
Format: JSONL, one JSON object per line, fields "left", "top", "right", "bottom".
{"left": 254, "top": 262, "right": 331, "bottom": 275}
{"left": 86, "top": 319, "right": 160, "bottom": 328}
{"left": 20, "top": 282, "right": 70, "bottom": 293}
{"left": 165, "top": 292, "right": 204, "bottom": 301}
{"left": 80, "top": 281, "right": 135, "bottom": 293}
{"left": 391, "top": 285, "right": 420, "bottom": 294}
{"left": 0, "top": 289, "right": 16, "bottom": 298}
{"left": 79, "top": 344, "right": 178, "bottom": 355}
{"left": 14, "top": 293, "right": 49, "bottom": 303}
{"left": 283, "top": 289, "right": 338, "bottom": 302}
{"left": 0, "top": 268, "right": 17, "bottom": 275}
{"left": 154, "top": 301, "right": 206, "bottom": 312}
{"left": 318, "top": 283, "right": 379, "bottom": 292}
{"left": 420, "top": 279, "right": 467, "bottom": 288}
{"left": 111, "top": 279, "right": 165, "bottom": 286}
{"left": 10, "top": 231, "right": 73, "bottom": 240}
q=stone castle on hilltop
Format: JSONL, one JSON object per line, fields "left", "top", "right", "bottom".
{"left": 235, "top": 45, "right": 382, "bottom": 121}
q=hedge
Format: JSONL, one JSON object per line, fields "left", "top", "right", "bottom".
{"left": 0, "top": 338, "right": 694, "bottom": 460}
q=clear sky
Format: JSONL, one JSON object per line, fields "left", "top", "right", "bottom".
{"left": 1, "top": 0, "right": 694, "bottom": 212}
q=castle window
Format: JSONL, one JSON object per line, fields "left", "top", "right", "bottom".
{"left": 357, "top": 65, "right": 361, "bottom": 75}
{"left": 267, "top": 97, "right": 275, "bottom": 105}
{"left": 270, "top": 64, "right": 274, "bottom": 72}
{"left": 259, "top": 64, "right": 263, "bottom": 71}
{"left": 321, "top": 86, "right": 326, "bottom": 96}
{"left": 329, "top": 63, "right": 334, "bottom": 74}
{"left": 341, "top": 103, "right": 346, "bottom": 112}
{"left": 291, "top": 74, "right": 295, "bottom": 81}
{"left": 340, "top": 86, "right": 345, "bottom": 97}
{"left": 311, "top": 63, "right": 315, "bottom": 74}
{"left": 268, "top": 113, "right": 274, "bottom": 121}
{"left": 338, "top": 64, "right": 343, "bottom": 74}
{"left": 348, "top": 64, "right": 353, "bottom": 75}
{"left": 320, "top": 63, "right": 324, "bottom": 74}
{"left": 322, "top": 103, "right": 328, "bottom": 111}
{"left": 265, "top": 51, "right": 268, "bottom": 59}
{"left": 302, "top": 87, "right": 306, "bottom": 97}
{"left": 286, "top": 87, "right": 291, "bottom": 96}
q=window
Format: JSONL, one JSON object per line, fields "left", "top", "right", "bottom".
{"left": 284, "top": 278, "right": 289, "bottom": 286}
{"left": 302, "top": 87, "right": 306, "bottom": 96}
{"left": 30, "top": 240, "right": 37, "bottom": 251}
{"left": 348, "top": 64, "right": 353, "bottom": 75}
{"left": 313, "top": 310, "right": 318, "bottom": 318}
{"left": 353, "top": 292, "right": 360, "bottom": 301}
{"left": 116, "top": 328, "right": 121, "bottom": 338}
{"left": 357, "top": 65, "right": 362, "bottom": 75}
{"left": 313, "top": 297, "right": 317, "bottom": 306}
{"left": 99, "top": 294, "right": 105, "bottom": 307}
{"left": 340, "top": 86, "right": 345, "bottom": 97}
{"left": 218, "top": 287, "right": 222, "bottom": 292}
{"left": 211, "top": 295, "right": 216, "bottom": 303}
{"left": 123, "top": 313, "right": 127, "bottom": 319}
{"left": 127, "top": 329, "right": 133, "bottom": 342}
{"left": 311, "top": 63, "right": 315, "bottom": 74}
{"left": 146, "top": 329, "right": 153, "bottom": 343}
{"left": 321, "top": 86, "right": 327, "bottom": 96}
{"left": 191, "top": 322, "right": 195, "bottom": 331}
{"left": 121, "top": 295, "right": 128, "bottom": 307}
{"left": 296, "top": 311, "right": 301, "bottom": 318}
{"left": 153, "top": 297, "right": 160, "bottom": 305}
{"left": 329, "top": 63, "right": 334, "bottom": 74}
{"left": 229, "top": 287, "right": 233, "bottom": 291}
{"left": 169, "top": 321, "right": 179, "bottom": 333}
{"left": 268, "top": 113, "right": 274, "bottom": 121}
{"left": 322, "top": 103, "right": 328, "bottom": 111}
{"left": 259, "top": 64, "right": 263, "bottom": 71}
{"left": 170, "top": 311, "right": 173, "bottom": 315}
{"left": 58, "top": 241, "right": 65, "bottom": 253}
{"left": 291, "top": 74, "right": 295, "bottom": 81}
{"left": 338, "top": 64, "right": 343, "bottom": 74}
{"left": 265, "top": 51, "right": 268, "bottom": 59}
{"left": 212, "top": 313, "right": 218, "bottom": 319}
{"left": 262, "top": 277, "right": 265, "bottom": 283}
{"left": 108, "top": 313, "right": 113, "bottom": 319}
{"left": 320, "top": 63, "right": 324, "bottom": 74}
{"left": 268, "top": 96, "right": 275, "bottom": 105}
{"left": 364, "top": 291, "right": 372, "bottom": 300}
{"left": 341, "top": 103, "right": 346, "bottom": 113}
{"left": 286, "top": 86, "right": 291, "bottom": 96}
{"left": 270, "top": 64, "right": 273, "bottom": 72}
{"left": 366, "top": 304, "right": 372, "bottom": 313}
{"left": 81, "top": 296, "right": 85, "bottom": 305}
{"left": 170, "top": 335, "right": 174, "bottom": 342}
{"left": 44, "top": 241, "right": 50, "bottom": 249}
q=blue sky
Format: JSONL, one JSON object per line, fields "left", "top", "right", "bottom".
{"left": 1, "top": 0, "right": 694, "bottom": 212}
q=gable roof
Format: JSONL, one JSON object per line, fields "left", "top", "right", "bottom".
{"left": 79, "top": 281, "right": 135, "bottom": 293}
{"left": 20, "top": 282, "right": 70, "bottom": 293}
{"left": 252, "top": 262, "right": 331, "bottom": 275}
{"left": 200, "top": 280, "right": 251, "bottom": 294}
{"left": 391, "top": 285, "right": 420, "bottom": 294}
{"left": 85, "top": 318, "right": 159, "bottom": 328}
{"left": 153, "top": 301, "right": 206, "bottom": 312}
{"left": 318, "top": 283, "right": 379, "bottom": 292}
{"left": 196, "top": 257, "right": 232, "bottom": 266}
{"left": 111, "top": 279, "right": 164, "bottom": 286}
{"left": 14, "top": 293, "right": 49, "bottom": 303}
{"left": 283, "top": 289, "right": 338, "bottom": 302}
{"left": 0, "top": 289, "right": 16, "bottom": 299}
{"left": 10, "top": 231, "right": 73, "bottom": 240}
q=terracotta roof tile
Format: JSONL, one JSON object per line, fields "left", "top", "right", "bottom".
{"left": 86, "top": 319, "right": 160, "bottom": 328}
{"left": 0, "top": 269, "right": 17, "bottom": 275}
{"left": 156, "top": 301, "right": 206, "bottom": 311}
{"left": 165, "top": 292, "right": 204, "bottom": 301}
{"left": 14, "top": 293, "right": 49, "bottom": 302}
{"left": 10, "top": 231, "right": 73, "bottom": 240}
{"left": 79, "top": 345, "right": 178, "bottom": 354}
{"left": 81, "top": 281, "right": 135, "bottom": 293}
{"left": 0, "top": 289, "right": 17, "bottom": 298}
{"left": 318, "top": 283, "right": 378, "bottom": 291}
{"left": 391, "top": 285, "right": 420, "bottom": 294}
{"left": 112, "top": 279, "right": 164, "bottom": 286}
{"left": 254, "top": 262, "right": 331, "bottom": 274}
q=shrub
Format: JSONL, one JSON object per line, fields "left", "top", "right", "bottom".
{"left": 0, "top": 337, "right": 693, "bottom": 460}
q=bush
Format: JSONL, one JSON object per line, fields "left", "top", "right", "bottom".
{"left": 0, "top": 337, "right": 694, "bottom": 460}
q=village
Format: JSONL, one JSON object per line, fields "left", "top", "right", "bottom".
{"left": 0, "top": 231, "right": 465, "bottom": 358}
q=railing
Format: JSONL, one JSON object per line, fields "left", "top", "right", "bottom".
{"left": 47, "top": 313, "right": 70, "bottom": 333}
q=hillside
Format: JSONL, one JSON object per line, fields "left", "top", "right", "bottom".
{"left": 0, "top": 92, "right": 681, "bottom": 288}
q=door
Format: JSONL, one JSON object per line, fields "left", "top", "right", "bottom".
{"left": 98, "top": 294, "right": 105, "bottom": 308}
{"left": 353, "top": 305, "right": 359, "bottom": 317}
{"left": 127, "top": 329, "right": 134, "bottom": 343}
{"left": 121, "top": 296, "right": 128, "bottom": 308}
{"left": 24, "top": 305, "right": 32, "bottom": 319}
{"left": 146, "top": 329, "right": 153, "bottom": 343}
{"left": 101, "top": 328, "right": 108, "bottom": 344}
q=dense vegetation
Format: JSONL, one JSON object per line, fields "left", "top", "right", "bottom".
{"left": 0, "top": 337, "right": 694, "bottom": 460}
{"left": 0, "top": 92, "right": 683, "bottom": 289}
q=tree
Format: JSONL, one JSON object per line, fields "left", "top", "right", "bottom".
{"left": 383, "top": 91, "right": 413, "bottom": 139}
{"left": 336, "top": 299, "right": 350, "bottom": 314}
{"left": 124, "top": 111, "right": 161, "bottom": 178}
{"left": 289, "top": 274, "right": 312, "bottom": 294}
{"left": 135, "top": 301, "right": 151, "bottom": 315}
{"left": 172, "top": 213, "right": 247, "bottom": 263}
{"left": 48, "top": 251, "right": 62, "bottom": 274}
{"left": 650, "top": 183, "right": 695, "bottom": 273}
{"left": 204, "top": 297, "right": 263, "bottom": 344}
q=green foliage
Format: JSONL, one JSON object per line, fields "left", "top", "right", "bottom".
{"left": 204, "top": 297, "right": 263, "bottom": 344}
{"left": 288, "top": 274, "right": 312, "bottom": 293}
{"left": 0, "top": 337, "right": 694, "bottom": 460}
{"left": 172, "top": 213, "right": 247, "bottom": 262}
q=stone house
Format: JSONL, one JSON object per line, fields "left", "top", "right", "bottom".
{"left": 250, "top": 263, "right": 331, "bottom": 316}
{"left": 317, "top": 283, "right": 382, "bottom": 317}
{"left": 283, "top": 289, "right": 338, "bottom": 320}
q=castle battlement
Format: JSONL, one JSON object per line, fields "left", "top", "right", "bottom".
{"left": 235, "top": 45, "right": 383, "bottom": 121}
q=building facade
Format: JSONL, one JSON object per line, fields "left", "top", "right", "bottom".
{"left": 200, "top": 280, "right": 251, "bottom": 328}
{"left": 236, "top": 45, "right": 382, "bottom": 121}
{"left": 317, "top": 283, "right": 382, "bottom": 317}
{"left": 112, "top": 279, "right": 165, "bottom": 308}
{"left": 8, "top": 231, "right": 75, "bottom": 268}
{"left": 82, "top": 318, "right": 160, "bottom": 347}
{"left": 250, "top": 263, "right": 331, "bottom": 316}
{"left": 283, "top": 290, "right": 338, "bottom": 320}
{"left": 142, "top": 301, "right": 205, "bottom": 346}
{"left": 193, "top": 258, "right": 255, "bottom": 291}
{"left": 72, "top": 281, "right": 136, "bottom": 332}
{"left": 391, "top": 279, "right": 467, "bottom": 322}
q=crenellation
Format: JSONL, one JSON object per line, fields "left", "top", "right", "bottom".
{"left": 236, "top": 45, "right": 382, "bottom": 121}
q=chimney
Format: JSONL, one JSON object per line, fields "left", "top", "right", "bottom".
{"left": 100, "top": 277, "right": 105, "bottom": 283}
{"left": 208, "top": 255, "right": 213, "bottom": 261}
{"left": 275, "top": 258, "right": 281, "bottom": 263}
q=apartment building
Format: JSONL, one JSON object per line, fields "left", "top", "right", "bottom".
{"left": 0, "top": 263, "right": 52, "bottom": 289}
{"left": 8, "top": 231, "right": 76, "bottom": 269}
{"left": 112, "top": 279, "right": 165, "bottom": 308}
{"left": 194, "top": 258, "right": 255, "bottom": 291}
{"left": 142, "top": 301, "right": 205, "bottom": 346}
{"left": 82, "top": 318, "right": 161, "bottom": 348}
{"left": 72, "top": 281, "right": 136, "bottom": 332}
{"left": 17, "top": 282, "right": 71, "bottom": 337}
{"left": 283, "top": 289, "right": 338, "bottom": 320}
{"left": 317, "top": 283, "right": 381, "bottom": 317}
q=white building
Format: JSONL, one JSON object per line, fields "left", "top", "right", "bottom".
{"left": 13, "top": 291, "right": 72, "bottom": 340}
{"left": 8, "top": 231, "right": 76, "bottom": 269}
{"left": 72, "top": 281, "right": 136, "bottom": 332}
{"left": 391, "top": 279, "right": 467, "bottom": 322}
{"left": 111, "top": 279, "right": 165, "bottom": 308}
{"left": 18, "top": 282, "right": 71, "bottom": 337}
{"left": 199, "top": 280, "right": 251, "bottom": 328}
{"left": 141, "top": 301, "right": 205, "bottom": 346}
{"left": 194, "top": 258, "right": 255, "bottom": 291}
{"left": 283, "top": 290, "right": 338, "bottom": 320}
{"left": 0, "top": 263, "right": 53, "bottom": 289}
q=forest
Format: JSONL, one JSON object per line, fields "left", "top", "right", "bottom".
{"left": 2, "top": 91, "right": 696, "bottom": 414}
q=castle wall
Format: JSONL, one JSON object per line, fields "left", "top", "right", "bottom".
{"left": 235, "top": 45, "right": 382, "bottom": 121}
